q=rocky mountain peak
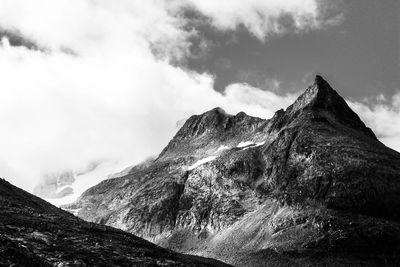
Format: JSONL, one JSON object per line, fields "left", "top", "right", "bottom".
{"left": 287, "top": 75, "right": 346, "bottom": 113}
{"left": 208, "top": 107, "right": 228, "bottom": 115}
{"left": 174, "top": 107, "right": 232, "bottom": 139}
{"left": 282, "top": 75, "right": 377, "bottom": 139}
{"left": 170, "top": 107, "right": 266, "bottom": 143}
{"left": 159, "top": 76, "right": 378, "bottom": 160}
{"left": 157, "top": 107, "right": 266, "bottom": 159}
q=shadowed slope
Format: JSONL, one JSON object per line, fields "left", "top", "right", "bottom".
{"left": 0, "top": 178, "right": 230, "bottom": 266}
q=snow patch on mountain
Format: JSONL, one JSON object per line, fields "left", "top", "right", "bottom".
{"left": 237, "top": 141, "right": 255, "bottom": 148}
{"left": 216, "top": 145, "right": 230, "bottom": 152}
{"left": 56, "top": 184, "right": 72, "bottom": 194}
{"left": 188, "top": 156, "right": 217, "bottom": 170}
{"left": 45, "top": 161, "right": 133, "bottom": 207}
{"left": 64, "top": 207, "right": 81, "bottom": 216}
{"left": 255, "top": 141, "right": 266, "bottom": 146}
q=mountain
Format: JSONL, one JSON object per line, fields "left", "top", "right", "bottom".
{"left": 33, "top": 170, "right": 75, "bottom": 199}
{"left": 0, "top": 177, "right": 230, "bottom": 266}
{"left": 69, "top": 75, "right": 400, "bottom": 266}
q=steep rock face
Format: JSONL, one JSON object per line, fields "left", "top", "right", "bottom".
{"left": 0, "top": 178, "right": 230, "bottom": 266}
{"left": 71, "top": 76, "right": 400, "bottom": 266}
{"left": 255, "top": 76, "right": 399, "bottom": 220}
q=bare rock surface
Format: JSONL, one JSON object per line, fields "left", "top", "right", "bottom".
{"left": 0, "top": 178, "right": 231, "bottom": 266}
{"left": 71, "top": 76, "right": 400, "bottom": 266}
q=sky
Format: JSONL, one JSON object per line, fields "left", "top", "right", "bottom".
{"left": 0, "top": 0, "right": 398, "bottom": 193}
{"left": 185, "top": 0, "right": 399, "bottom": 99}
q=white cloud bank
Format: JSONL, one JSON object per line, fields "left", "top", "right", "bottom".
{"left": 350, "top": 95, "right": 400, "bottom": 152}
{"left": 0, "top": 0, "right": 342, "bottom": 193}
{"left": 185, "top": 0, "right": 343, "bottom": 40}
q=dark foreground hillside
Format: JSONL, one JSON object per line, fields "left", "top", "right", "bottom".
{"left": 0, "top": 178, "right": 230, "bottom": 266}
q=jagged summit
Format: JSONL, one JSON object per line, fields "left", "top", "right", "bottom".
{"left": 158, "top": 107, "right": 266, "bottom": 159}
{"left": 159, "top": 75, "right": 378, "bottom": 160}
{"left": 171, "top": 107, "right": 264, "bottom": 140}
{"left": 175, "top": 107, "right": 232, "bottom": 138}
{"left": 183, "top": 75, "right": 374, "bottom": 138}
{"left": 279, "top": 75, "right": 377, "bottom": 139}
{"left": 287, "top": 75, "right": 349, "bottom": 113}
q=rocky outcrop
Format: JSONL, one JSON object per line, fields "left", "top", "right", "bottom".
{"left": 71, "top": 75, "right": 400, "bottom": 266}
{"left": 0, "top": 178, "right": 230, "bottom": 266}
{"left": 158, "top": 107, "right": 267, "bottom": 160}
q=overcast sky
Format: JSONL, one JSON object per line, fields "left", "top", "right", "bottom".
{"left": 0, "top": 0, "right": 398, "bottom": 192}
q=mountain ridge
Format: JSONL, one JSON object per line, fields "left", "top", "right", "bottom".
{"left": 157, "top": 75, "right": 380, "bottom": 168}
{"left": 70, "top": 75, "right": 400, "bottom": 266}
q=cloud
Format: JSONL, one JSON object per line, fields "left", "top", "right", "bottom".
{"left": 350, "top": 94, "right": 400, "bottom": 152}
{"left": 183, "top": 0, "right": 343, "bottom": 40}
{"left": 0, "top": 0, "right": 337, "bottom": 193}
